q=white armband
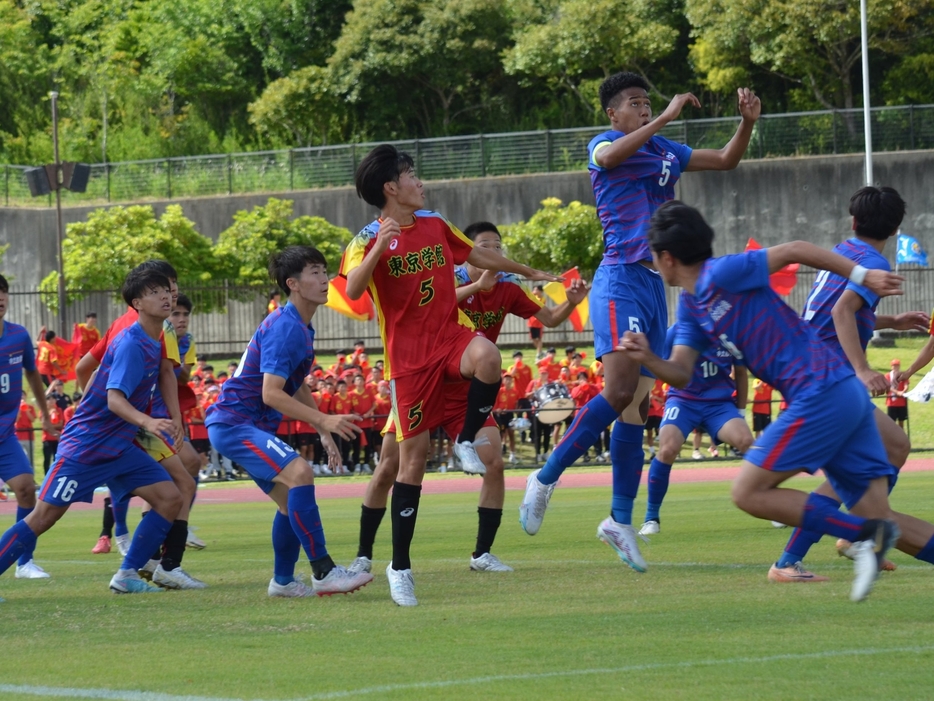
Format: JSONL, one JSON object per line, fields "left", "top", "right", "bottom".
{"left": 849, "top": 264, "right": 868, "bottom": 286}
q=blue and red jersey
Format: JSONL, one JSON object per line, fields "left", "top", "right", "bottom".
{"left": 0, "top": 321, "right": 36, "bottom": 441}
{"left": 56, "top": 323, "right": 161, "bottom": 462}
{"left": 664, "top": 323, "right": 740, "bottom": 404}
{"left": 588, "top": 132, "right": 692, "bottom": 265}
{"left": 205, "top": 301, "right": 315, "bottom": 433}
{"left": 674, "top": 250, "right": 851, "bottom": 402}
{"left": 802, "top": 238, "right": 889, "bottom": 361}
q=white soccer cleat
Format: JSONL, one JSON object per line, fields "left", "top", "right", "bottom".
{"left": 347, "top": 556, "right": 372, "bottom": 575}
{"left": 152, "top": 565, "right": 208, "bottom": 590}
{"left": 639, "top": 520, "right": 660, "bottom": 536}
{"left": 692, "top": 449, "right": 703, "bottom": 460}
{"left": 386, "top": 562, "right": 417, "bottom": 606}
{"left": 849, "top": 519, "right": 899, "bottom": 602}
{"left": 519, "top": 469, "right": 555, "bottom": 535}
{"left": 597, "top": 517, "right": 648, "bottom": 572}
{"left": 454, "top": 440, "right": 486, "bottom": 475}
{"left": 469, "top": 552, "right": 514, "bottom": 572}
{"left": 14, "top": 559, "right": 50, "bottom": 579}
{"left": 267, "top": 575, "right": 315, "bottom": 598}
{"left": 771, "top": 521, "right": 788, "bottom": 529}
{"left": 185, "top": 527, "right": 206, "bottom": 550}
{"left": 312, "top": 565, "right": 373, "bottom": 596}
{"left": 138, "top": 558, "right": 160, "bottom": 581}
{"left": 114, "top": 533, "right": 131, "bottom": 557}
{"left": 508, "top": 452, "right": 518, "bottom": 465}
{"left": 110, "top": 569, "right": 164, "bottom": 594}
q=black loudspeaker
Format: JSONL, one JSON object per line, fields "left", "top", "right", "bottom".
{"left": 25, "top": 167, "right": 52, "bottom": 197}
{"left": 62, "top": 162, "right": 90, "bottom": 193}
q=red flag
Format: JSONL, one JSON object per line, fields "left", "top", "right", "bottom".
{"left": 326, "top": 275, "right": 375, "bottom": 321}
{"left": 745, "top": 238, "right": 798, "bottom": 296}
{"left": 543, "top": 268, "right": 589, "bottom": 332}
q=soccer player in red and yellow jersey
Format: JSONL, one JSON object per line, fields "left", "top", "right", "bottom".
{"left": 341, "top": 144, "right": 556, "bottom": 605}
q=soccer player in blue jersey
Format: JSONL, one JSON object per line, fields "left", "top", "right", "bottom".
{"left": 619, "top": 200, "right": 931, "bottom": 601}
{"left": 0, "top": 274, "right": 57, "bottom": 582}
{"left": 769, "top": 186, "right": 933, "bottom": 581}
{"left": 0, "top": 266, "right": 184, "bottom": 600}
{"left": 520, "top": 71, "right": 761, "bottom": 567}
{"left": 206, "top": 245, "right": 374, "bottom": 598}
{"left": 638, "top": 323, "right": 752, "bottom": 540}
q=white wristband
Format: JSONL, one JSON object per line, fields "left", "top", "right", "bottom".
{"left": 849, "top": 264, "right": 868, "bottom": 286}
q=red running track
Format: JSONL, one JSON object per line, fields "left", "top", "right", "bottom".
{"left": 4, "top": 458, "right": 934, "bottom": 513}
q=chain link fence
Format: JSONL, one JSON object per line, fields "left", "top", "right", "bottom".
{"left": 5, "top": 105, "right": 934, "bottom": 207}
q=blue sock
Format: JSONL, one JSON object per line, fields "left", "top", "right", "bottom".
{"left": 288, "top": 485, "right": 328, "bottom": 563}
{"left": 800, "top": 492, "right": 865, "bottom": 540}
{"left": 915, "top": 534, "right": 934, "bottom": 565}
{"left": 776, "top": 494, "right": 839, "bottom": 568}
{"left": 644, "top": 458, "right": 672, "bottom": 523}
{"left": 15, "top": 506, "right": 35, "bottom": 566}
{"left": 610, "top": 422, "right": 644, "bottom": 525}
{"left": 112, "top": 495, "right": 130, "bottom": 538}
{"left": 121, "top": 511, "right": 172, "bottom": 571}
{"left": 272, "top": 510, "right": 301, "bottom": 585}
{"left": 0, "top": 520, "right": 37, "bottom": 577}
{"left": 539, "top": 393, "right": 618, "bottom": 484}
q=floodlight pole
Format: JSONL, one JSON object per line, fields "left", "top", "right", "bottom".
{"left": 50, "top": 91, "right": 67, "bottom": 334}
{"left": 860, "top": 0, "right": 873, "bottom": 185}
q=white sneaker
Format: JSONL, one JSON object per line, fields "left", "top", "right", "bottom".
{"left": 519, "top": 468, "right": 556, "bottom": 535}
{"left": 110, "top": 569, "right": 163, "bottom": 594}
{"left": 639, "top": 520, "right": 660, "bottom": 536}
{"left": 348, "top": 556, "right": 372, "bottom": 574}
{"left": 771, "top": 521, "right": 788, "bottom": 529}
{"left": 312, "top": 463, "right": 323, "bottom": 476}
{"left": 186, "top": 527, "right": 206, "bottom": 550}
{"left": 469, "top": 552, "right": 514, "bottom": 572}
{"left": 14, "top": 559, "right": 50, "bottom": 579}
{"left": 311, "top": 564, "right": 373, "bottom": 596}
{"left": 649, "top": 446, "right": 656, "bottom": 458}
{"left": 353, "top": 464, "right": 362, "bottom": 475}
{"left": 692, "top": 449, "right": 703, "bottom": 460}
{"left": 508, "top": 452, "right": 518, "bottom": 465}
{"left": 438, "top": 463, "right": 447, "bottom": 473}
{"left": 139, "top": 558, "right": 160, "bottom": 581}
{"left": 115, "top": 533, "right": 131, "bottom": 557}
{"left": 362, "top": 463, "right": 373, "bottom": 475}
{"left": 597, "top": 517, "right": 648, "bottom": 572}
{"left": 601, "top": 451, "right": 610, "bottom": 461}
{"left": 454, "top": 440, "right": 486, "bottom": 475}
{"left": 152, "top": 565, "right": 208, "bottom": 590}
{"left": 198, "top": 470, "right": 210, "bottom": 482}
{"left": 849, "top": 519, "right": 900, "bottom": 602}
{"left": 320, "top": 464, "right": 334, "bottom": 476}
{"left": 267, "top": 575, "right": 315, "bottom": 598}
{"left": 386, "top": 562, "right": 417, "bottom": 606}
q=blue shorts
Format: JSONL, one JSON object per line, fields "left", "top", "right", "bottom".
{"left": 208, "top": 423, "right": 300, "bottom": 494}
{"left": 38, "top": 445, "right": 171, "bottom": 507}
{"left": 0, "top": 434, "right": 32, "bottom": 483}
{"left": 659, "top": 398, "right": 744, "bottom": 443}
{"left": 591, "top": 262, "right": 667, "bottom": 374}
{"left": 745, "top": 376, "right": 895, "bottom": 509}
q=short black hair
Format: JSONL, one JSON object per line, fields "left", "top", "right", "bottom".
{"left": 122, "top": 266, "right": 171, "bottom": 307}
{"left": 600, "top": 71, "right": 650, "bottom": 112}
{"left": 354, "top": 144, "right": 416, "bottom": 209}
{"left": 197, "top": 354, "right": 207, "bottom": 361}
{"left": 513, "top": 351, "right": 523, "bottom": 358}
{"left": 86, "top": 312, "right": 97, "bottom": 318}
{"left": 336, "top": 379, "right": 347, "bottom": 387}
{"left": 136, "top": 259, "right": 178, "bottom": 282}
{"left": 269, "top": 245, "right": 327, "bottom": 296}
{"left": 533, "top": 284, "right": 544, "bottom": 293}
{"left": 648, "top": 201, "right": 715, "bottom": 265}
{"left": 547, "top": 347, "right": 556, "bottom": 354}
{"left": 204, "top": 364, "right": 214, "bottom": 372}
{"left": 175, "top": 293, "right": 193, "bottom": 313}
{"left": 850, "top": 186, "right": 906, "bottom": 241}
{"left": 355, "top": 340, "right": 365, "bottom": 347}
{"left": 44, "top": 330, "right": 56, "bottom": 342}
{"left": 463, "top": 221, "right": 501, "bottom": 241}
{"left": 0, "top": 274, "right": 7, "bottom": 294}
{"left": 269, "top": 290, "right": 280, "bottom": 300}
{"left": 565, "top": 346, "right": 576, "bottom": 354}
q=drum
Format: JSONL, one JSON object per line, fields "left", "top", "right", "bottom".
{"left": 532, "top": 382, "right": 575, "bottom": 424}
{"left": 509, "top": 416, "right": 531, "bottom": 431}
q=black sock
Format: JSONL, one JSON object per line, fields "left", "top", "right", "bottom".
{"left": 358, "top": 505, "right": 386, "bottom": 559}
{"left": 474, "top": 507, "right": 503, "bottom": 557}
{"left": 391, "top": 482, "right": 422, "bottom": 571}
{"left": 101, "top": 497, "right": 115, "bottom": 538}
{"left": 159, "top": 519, "right": 188, "bottom": 572}
{"left": 310, "top": 554, "right": 335, "bottom": 580}
{"left": 459, "top": 377, "right": 501, "bottom": 444}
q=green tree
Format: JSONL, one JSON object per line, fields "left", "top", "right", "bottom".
{"left": 248, "top": 66, "right": 347, "bottom": 147}
{"left": 504, "top": 0, "right": 679, "bottom": 115}
{"left": 501, "top": 198, "right": 604, "bottom": 280}
{"left": 39, "top": 204, "right": 219, "bottom": 311}
{"left": 214, "top": 198, "right": 352, "bottom": 288}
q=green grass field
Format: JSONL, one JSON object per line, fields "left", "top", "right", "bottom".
{"left": 2, "top": 470, "right": 934, "bottom": 701}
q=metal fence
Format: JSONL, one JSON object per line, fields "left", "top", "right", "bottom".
{"left": 4, "top": 104, "right": 934, "bottom": 207}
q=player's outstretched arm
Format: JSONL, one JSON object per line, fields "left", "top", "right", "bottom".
{"left": 264, "top": 374, "right": 361, "bottom": 440}
{"left": 617, "top": 332, "right": 698, "bottom": 389}
{"left": 767, "top": 241, "right": 903, "bottom": 298}
{"left": 534, "top": 277, "right": 590, "bottom": 327}
{"left": 685, "top": 88, "right": 761, "bottom": 172}
{"left": 832, "top": 291, "right": 888, "bottom": 395}
{"left": 898, "top": 335, "right": 934, "bottom": 384}
{"left": 876, "top": 311, "right": 930, "bottom": 333}
{"left": 466, "top": 246, "right": 561, "bottom": 282}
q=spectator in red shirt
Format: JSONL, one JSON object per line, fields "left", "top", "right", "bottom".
{"left": 528, "top": 286, "right": 546, "bottom": 359}
{"left": 15, "top": 392, "right": 37, "bottom": 469}
{"left": 571, "top": 371, "right": 604, "bottom": 461}
{"left": 751, "top": 378, "right": 774, "bottom": 438}
{"left": 536, "top": 347, "right": 562, "bottom": 383}
{"left": 645, "top": 378, "right": 666, "bottom": 458}
{"left": 493, "top": 374, "right": 521, "bottom": 463}
{"left": 41, "top": 404, "right": 63, "bottom": 478}
{"left": 526, "top": 368, "right": 552, "bottom": 461}
{"left": 885, "top": 359, "right": 909, "bottom": 429}
{"left": 351, "top": 374, "right": 377, "bottom": 474}
{"left": 329, "top": 380, "right": 354, "bottom": 475}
